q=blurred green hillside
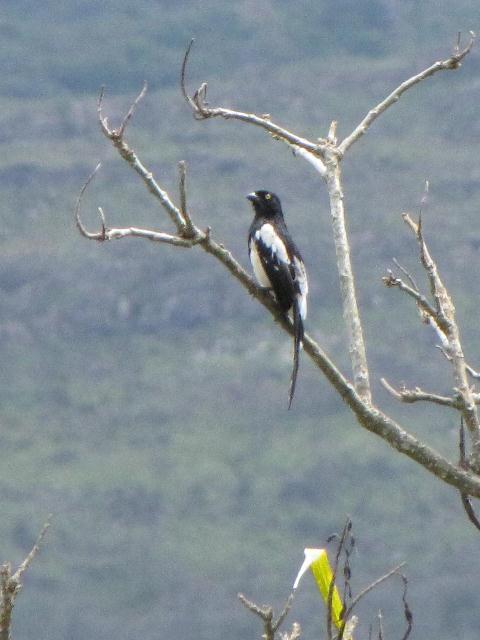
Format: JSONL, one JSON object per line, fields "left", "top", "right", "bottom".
{"left": 1, "top": 1, "right": 480, "bottom": 639}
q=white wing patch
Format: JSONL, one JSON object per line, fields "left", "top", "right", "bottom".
{"left": 293, "top": 256, "right": 308, "bottom": 319}
{"left": 255, "top": 224, "right": 290, "bottom": 265}
{"left": 249, "top": 239, "right": 271, "bottom": 288}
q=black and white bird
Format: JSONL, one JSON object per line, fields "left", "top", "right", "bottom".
{"left": 247, "top": 190, "right": 308, "bottom": 409}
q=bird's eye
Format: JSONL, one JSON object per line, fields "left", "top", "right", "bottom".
{"left": 265, "top": 193, "right": 271, "bottom": 200}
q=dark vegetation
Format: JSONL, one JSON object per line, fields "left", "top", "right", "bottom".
{"left": 0, "top": 1, "right": 479, "bottom": 638}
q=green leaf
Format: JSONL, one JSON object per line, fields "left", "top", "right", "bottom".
{"left": 293, "top": 548, "right": 344, "bottom": 629}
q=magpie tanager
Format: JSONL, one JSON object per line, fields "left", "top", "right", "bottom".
{"left": 247, "top": 190, "right": 308, "bottom": 409}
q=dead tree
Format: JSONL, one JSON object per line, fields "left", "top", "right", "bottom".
{"left": 76, "top": 34, "right": 480, "bottom": 509}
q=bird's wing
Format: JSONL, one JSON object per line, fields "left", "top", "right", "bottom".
{"left": 249, "top": 223, "right": 296, "bottom": 312}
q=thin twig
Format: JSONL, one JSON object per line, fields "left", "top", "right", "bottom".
{"left": 178, "top": 161, "right": 195, "bottom": 237}
{"left": 75, "top": 163, "right": 104, "bottom": 240}
{"left": 13, "top": 517, "right": 51, "bottom": 581}
{"left": 399, "top": 573, "right": 413, "bottom": 640}
{"left": 436, "top": 347, "right": 480, "bottom": 380}
{"left": 392, "top": 258, "right": 420, "bottom": 293}
{"left": 377, "top": 610, "right": 384, "bottom": 640}
{"left": 97, "top": 86, "right": 187, "bottom": 233}
{"left": 460, "top": 493, "right": 480, "bottom": 531}
{"left": 75, "top": 169, "right": 201, "bottom": 247}
{"left": 343, "top": 562, "right": 406, "bottom": 621}
{"left": 237, "top": 593, "right": 271, "bottom": 621}
{"left": 237, "top": 591, "right": 296, "bottom": 640}
{"left": 117, "top": 81, "right": 148, "bottom": 137}
{"left": 273, "top": 592, "right": 295, "bottom": 633}
{"left": 382, "top": 269, "right": 439, "bottom": 324}
{"left": 403, "top": 213, "right": 447, "bottom": 327}
{"left": 327, "top": 121, "right": 338, "bottom": 145}
{"left": 327, "top": 518, "right": 351, "bottom": 640}
{"left": 0, "top": 518, "right": 51, "bottom": 640}
{"left": 402, "top": 211, "right": 480, "bottom": 468}
{"left": 181, "top": 38, "right": 196, "bottom": 109}
{"left": 180, "top": 40, "right": 332, "bottom": 157}
{"left": 466, "top": 364, "right": 480, "bottom": 379}
{"left": 339, "top": 32, "right": 475, "bottom": 154}
{"left": 238, "top": 593, "right": 274, "bottom": 640}
{"left": 381, "top": 378, "right": 458, "bottom": 408}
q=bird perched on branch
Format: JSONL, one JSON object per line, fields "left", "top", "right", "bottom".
{"left": 247, "top": 190, "right": 308, "bottom": 408}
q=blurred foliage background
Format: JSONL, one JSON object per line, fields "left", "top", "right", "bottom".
{"left": 0, "top": 1, "right": 480, "bottom": 638}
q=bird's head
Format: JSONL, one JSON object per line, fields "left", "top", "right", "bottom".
{"left": 246, "top": 190, "right": 283, "bottom": 218}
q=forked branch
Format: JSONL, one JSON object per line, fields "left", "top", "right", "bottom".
{"left": 384, "top": 211, "right": 480, "bottom": 468}
{"left": 98, "top": 86, "right": 189, "bottom": 235}
{"left": 338, "top": 31, "right": 476, "bottom": 154}
{"left": 238, "top": 591, "right": 296, "bottom": 640}
{"left": 380, "top": 378, "right": 459, "bottom": 408}
{"left": 181, "top": 39, "right": 332, "bottom": 158}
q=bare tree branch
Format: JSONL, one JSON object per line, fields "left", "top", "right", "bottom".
{"left": 12, "top": 519, "right": 51, "bottom": 583}
{"left": 75, "top": 163, "right": 105, "bottom": 240}
{"left": 98, "top": 86, "right": 188, "bottom": 234}
{"left": 342, "top": 562, "right": 406, "bottom": 622}
{"left": 436, "top": 346, "right": 480, "bottom": 381}
{"left": 181, "top": 40, "right": 333, "bottom": 157}
{"left": 76, "top": 168, "right": 480, "bottom": 498}
{"left": 76, "top": 37, "right": 480, "bottom": 498}
{"left": 402, "top": 212, "right": 480, "bottom": 468}
{"left": 391, "top": 257, "right": 420, "bottom": 293}
{"left": 460, "top": 486, "right": 480, "bottom": 530}
{"left": 327, "top": 518, "right": 351, "bottom": 640}
{"left": 381, "top": 378, "right": 458, "bottom": 408}
{"left": 238, "top": 592, "right": 296, "bottom": 640}
{"left": 237, "top": 592, "right": 272, "bottom": 621}
{"left": 181, "top": 38, "right": 198, "bottom": 112}
{"left": 466, "top": 364, "right": 480, "bottom": 380}
{"left": 324, "top": 151, "right": 372, "bottom": 403}
{"left": 178, "top": 160, "right": 195, "bottom": 238}
{"left": 272, "top": 593, "right": 295, "bottom": 633}
{"left": 117, "top": 80, "right": 148, "bottom": 138}
{"left": 338, "top": 32, "right": 476, "bottom": 154}
{"left": 377, "top": 610, "right": 384, "bottom": 640}
{"left": 399, "top": 573, "right": 413, "bottom": 640}
{"left": 382, "top": 269, "right": 438, "bottom": 324}
{"left": 459, "top": 419, "right": 480, "bottom": 531}
{"left": 326, "top": 522, "right": 410, "bottom": 640}
{"left": 291, "top": 145, "right": 326, "bottom": 177}
{"left": 0, "top": 518, "right": 50, "bottom": 640}
{"left": 179, "top": 34, "right": 475, "bottom": 408}
{"left": 76, "top": 167, "right": 202, "bottom": 247}
{"left": 335, "top": 380, "right": 480, "bottom": 498}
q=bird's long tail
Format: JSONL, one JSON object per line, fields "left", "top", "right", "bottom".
{"left": 288, "top": 298, "right": 304, "bottom": 409}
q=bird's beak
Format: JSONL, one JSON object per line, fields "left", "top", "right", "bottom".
{"left": 246, "top": 192, "right": 258, "bottom": 203}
